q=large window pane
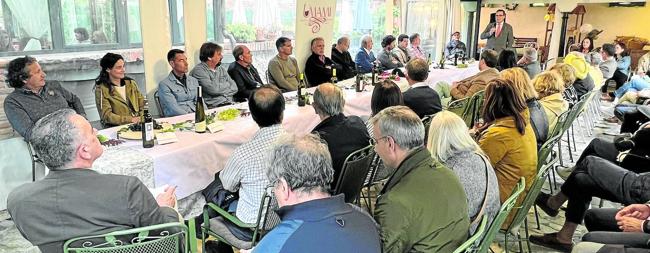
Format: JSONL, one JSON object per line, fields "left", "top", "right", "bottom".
{"left": 170, "top": 0, "right": 184, "bottom": 45}
{"left": 127, "top": 0, "right": 141, "bottom": 44}
{"left": 0, "top": 0, "right": 53, "bottom": 52}
{"left": 405, "top": 0, "right": 440, "bottom": 58}
{"left": 61, "top": 0, "right": 116, "bottom": 46}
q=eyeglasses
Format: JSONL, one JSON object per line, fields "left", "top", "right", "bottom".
{"left": 370, "top": 135, "right": 390, "bottom": 146}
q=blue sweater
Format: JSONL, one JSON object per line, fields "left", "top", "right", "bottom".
{"left": 355, "top": 48, "right": 377, "bottom": 74}
{"left": 253, "top": 195, "right": 381, "bottom": 253}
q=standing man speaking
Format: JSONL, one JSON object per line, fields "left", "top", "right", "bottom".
{"left": 480, "top": 9, "right": 514, "bottom": 53}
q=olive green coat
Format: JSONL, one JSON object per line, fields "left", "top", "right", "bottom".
{"left": 374, "top": 147, "right": 470, "bottom": 252}
{"left": 94, "top": 79, "right": 144, "bottom": 127}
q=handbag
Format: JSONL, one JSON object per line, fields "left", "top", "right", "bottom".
{"left": 201, "top": 171, "right": 239, "bottom": 210}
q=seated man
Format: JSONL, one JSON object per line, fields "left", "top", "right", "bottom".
{"left": 517, "top": 47, "right": 541, "bottom": 79}
{"left": 573, "top": 204, "right": 650, "bottom": 253}
{"left": 393, "top": 34, "right": 411, "bottom": 64}
{"left": 531, "top": 126, "right": 650, "bottom": 251}
{"left": 251, "top": 133, "right": 381, "bottom": 253}
{"left": 331, "top": 36, "right": 356, "bottom": 80}
{"left": 311, "top": 83, "right": 370, "bottom": 188}
{"left": 408, "top": 33, "right": 426, "bottom": 60}
{"left": 587, "top": 51, "right": 605, "bottom": 89}
{"left": 4, "top": 56, "right": 85, "bottom": 139}
{"left": 450, "top": 49, "right": 500, "bottom": 100}
{"left": 159, "top": 49, "right": 199, "bottom": 117}
{"left": 370, "top": 106, "right": 469, "bottom": 252}
{"left": 268, "top": 37, "right": 300, "bottom": 91}
{"left": 403, "top": 59, "right": 442, "bottom": 118}
{"left": 355, "top": 35, "right": 377, "bottom": 74}
{"left": 445, "top": 31, "right": 467, "bottom": 60}
{"left": 7, "top": 109, "right": 178, "bottom": 253}
{"left": 190, "top": 42, "right": 238, "bottom": 108}
{"left": 637, "top": 51, "right": 650, "bottom": 76}
{"left": 377, "top": 35, "right": 404, "bottom": 70}
{"left": 305, "top": 37, "right": 337, "bottom": 86}
{"left": 599, "top": 43, "right": 618, "bottom": 80}
{"left": 213, "top": 86, "right": 285, "bottom": 241}
{"left": 227, "top": 45, "right": 263, "bottom": 102}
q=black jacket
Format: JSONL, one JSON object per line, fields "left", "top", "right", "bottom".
{"left": 305, "top": 53, "right": 337, "bottom": 86}
{"left": 227, "top": 62, "right": 263, "bottom": 102}
{"left": 331, "top": 45, "right": 356, "bottom": 80}
{"left": 312, "top": 113, "right": 370, "bottom": 189}
{"left": 527, "top": 99, "right": 549, "bottom": 149}
{"left": 403, "top": 86, "right": 443, "bottom": 118}
{"left": 572, "top": 73, "right": 595, "bottom": 99}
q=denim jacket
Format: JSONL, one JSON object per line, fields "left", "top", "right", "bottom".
{"left": 158, "top": 72, "right": 198, "bottom": 117}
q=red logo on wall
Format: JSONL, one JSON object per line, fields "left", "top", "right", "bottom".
{"left": 301, "top": 3, "right": 333, "bottom": 33}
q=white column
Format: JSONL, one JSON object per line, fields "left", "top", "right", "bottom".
{"left": 139, "top": 0, "right": 172, "bottom": 116}
{"left": 183, "top": 0, "right": 208, "bottom": 66}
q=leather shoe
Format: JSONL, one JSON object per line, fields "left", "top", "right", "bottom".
{"left": 529, "top": 233, "right": 573, "bottom": 252}
{"left": 535, "top": 192, "right": 559, "bottom": 217}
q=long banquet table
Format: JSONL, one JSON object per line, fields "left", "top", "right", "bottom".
{"left": 97, "top": 63, "right": 480, "bottom": 215}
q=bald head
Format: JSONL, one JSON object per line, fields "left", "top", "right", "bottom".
{"left": 313, "top": 83, "right": 345, "bottom": 117}
{"left": 249, "top": 86, "right": 285, "bottom": 127}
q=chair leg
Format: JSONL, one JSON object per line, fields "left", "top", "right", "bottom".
{"left": 517, "top": 232, "right": 524, "bottom": 253}
{"left": 571, "top": 124, "right": 577, "bottom": 152}
{"left": 524, "top": 217, "right": 532, "bottom": 253}
{"left": 557, "top": 136, "right": 564, "bottom": 167}
{"left": 567, "top": 130, "right": 574, "bottom": 163}
{"left": 534, "top": 205, "right": 541, "bottom": 230}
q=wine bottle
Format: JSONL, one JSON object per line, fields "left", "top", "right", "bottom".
{"left": 439, "top": 50, "right": 445, "bottom": 69}
{"left": 453, "top": 52, "right": 458, "bottom": 66}
{"left": 426, "top": 53, "right": 432, "bottom": 66}
{"left": 298, "top": 73, "right": 306, "bottom": 107}
{"left": 355, "top": 65, "right": 363, "bottom": 92}
{"left": 371, "top": 62, "right": 377, "bottom": 86}
{"left": 142, "top": 99, "right": 154, "bottom": 148}
{"left": 195, "top": 86, "right": 207, "bottom": 133}
{"left": 330, "top": 68, "right": 338, "bottom": 84}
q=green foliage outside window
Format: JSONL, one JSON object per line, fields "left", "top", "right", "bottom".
{"left": 225, "top": 23, "right": 255, "bottom": 43}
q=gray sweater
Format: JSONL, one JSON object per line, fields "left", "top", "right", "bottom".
{"left": 190, "top": 62, "right": 238, "bottom": 109}
{"left": 445, "top": 151, "right": 501, "bottom": 234}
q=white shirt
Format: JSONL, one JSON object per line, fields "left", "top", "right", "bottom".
{"left": 410, "top": 81, "right": 429, "bottom": 89}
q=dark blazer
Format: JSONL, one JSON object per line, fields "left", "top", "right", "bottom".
{"left": 305, "top": 53, "right": 336, "bottom": 86}
{"left": 355, "top": 48, "right": 377, "bottom": 74}
{"left": 331, "top": 45, "right": 356, "bottom": 80}
{"left": 227, "top": 62, "right": 263, "bottom": 102}
{"left": 312, "top": 113, "right": 370, "bottom": 189}
{"left": 573, "top": 73, "right": 595, "bottom": 99}
{"left": 7, "top": 169, "right": 179, "bottom": 253}
{"left": 403, "top": 85, "right": 443, "bottom": 118}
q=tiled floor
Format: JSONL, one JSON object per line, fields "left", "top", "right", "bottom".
{"left": 0, "top": 101, "right": 624, "bottom": 253}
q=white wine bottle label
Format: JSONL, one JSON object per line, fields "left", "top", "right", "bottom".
{"left": 195, "top": 121, "right": 207, "bottom": 132}
{"left": 144, "top": 122, "right": 154, "bottom": 141}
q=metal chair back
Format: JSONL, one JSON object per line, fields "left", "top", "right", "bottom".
{"left": 333, "top": 145, "right": 376, "bottom": 203}
{"left": 476, "top": 177, "right": 525, "bottom": 253}
{"left": 63, "top": 222, "right": 188, "bottom": 253}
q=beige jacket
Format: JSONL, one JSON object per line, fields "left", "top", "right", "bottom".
{"left": 451, "top": 68, "right": 500, "bottom": 100}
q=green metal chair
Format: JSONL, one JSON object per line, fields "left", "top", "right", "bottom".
{"left": 201, "top": 187, "right": 280, "bottom": 250}
{"left": 501, "top": 135, "right": 561, "bottom": 253}
{"left": 448, "top": 96, "right": 470, "bottom": 118}
{"left": 459, "top": 90, "right": 486, "bottom": 128}
{"left": 452, "top": 215, "right": 489, "bottom": 253}
{"left": 476, "top": 177, "right": 525, "bottom": 253}
{"left": 63, "top": 222, "right": 188, "bottom": 253}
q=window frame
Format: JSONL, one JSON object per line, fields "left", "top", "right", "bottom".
{"left": 0, "top": 0, "right": 142, "bottom": 57}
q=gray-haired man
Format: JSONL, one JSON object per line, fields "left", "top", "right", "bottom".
{"left": 251, "top": 133, "right": 381, "bottom": 253}
{"left": 370, "top": 106, "right": 469, "bottom": 252}
{"left": 311, "top": 83, "right": 370, "bottom": 189}
{"left": 518, "top": 47, "right": 541, "bottom": 79}
{"left": 7, "top": 109, "right": 178, "bottom": 253}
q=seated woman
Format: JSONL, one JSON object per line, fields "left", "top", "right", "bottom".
{"left": 533, "top": 71, "right": 569, "bottom": 132}
{"left": 501, "top": 67, "right": 549, "bottom": 148}
{"left": 366, "top": 80, "right": 404, "bottom": 181}
{"left": 478, "top": 78, "right": 537, "bottom": 214}
{"left": 94, "top": 53, "right": 144, "bottom": 127}
{"left": 497, "top": 49, "right": 517, "bottom": 71}
{"left": 549, "top": 63, "right": 578, "bottom": 103}
{"left": 612, "top": 42, "right": 632, "bottom": 89}
{"left": 427, "top": 111, "right": 500, "bottom": 234}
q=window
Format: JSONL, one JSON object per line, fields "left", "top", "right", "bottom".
{"left": 0, "top": 0, "right": 53, "bottom": 52}
{"left": 206, "top": 0, "right": 296, "bottom": 81}
{"left": 169, "top": 0, "right": 184, "bottom": 45}
{"left": 404, "top": 0, "right": 441, "bottom": 58}
{"left": 333, "top": 0, "right": 401, "bottom": 58}
{"left": 61, "top": 0, "right": 116, "bottom": 46}
{"left": 0, "top": 0, "right": 141, "bottom": 56}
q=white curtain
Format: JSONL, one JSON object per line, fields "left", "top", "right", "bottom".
{"left": 252, "top": 0, "right": 282, "bottom": 31}
{"left": 232, "top": 0, "right": 247, "bottom": 24}
{"left": 5, "top": 0, "right": 50, "bottom": 51}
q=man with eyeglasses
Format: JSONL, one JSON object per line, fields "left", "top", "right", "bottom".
{"left": 370, "top": 106, "right": 469, "bottom": 252}
{"left": 480, "top": 9, "right": 514, "bottom": 53}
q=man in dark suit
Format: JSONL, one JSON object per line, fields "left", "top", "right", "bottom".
{"left": 403, "top": 58, "right": 442, "bottom": 118}
{"left": 331, "top": 36, "right": 356, "bottom": 80}
{"left": 480, "top": 9, "right": 514, "bottom": 53}
{"left": 7, "top": 109, "right": 179, "bottom": 253}
{"left": 311, "top": 83, "right": 370, "bottom": 189}
{"left": 305, "top": 37, "right": 337, "bottom": 86}
{"left": 227, "top": 45, "right": 263, "bottom": 102}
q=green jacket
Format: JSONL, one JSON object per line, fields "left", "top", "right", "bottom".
{"left": 94, "top": 79, "right": 144, "bottom": 127}
{"left": 374, "top": 147, "right": 470, "bottom": 252}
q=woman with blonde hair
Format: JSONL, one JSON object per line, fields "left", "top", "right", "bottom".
{"left": 549, "top": 63, "right": 578, "bottom": 103}
{"left": 501, "top": 67, "right": 549, "bottom": 148}
{"left": 427, "top": 111, "right": 500, "bottom": 234}
{"left": 533, "top": 71, "right": 569, "bottom": 132}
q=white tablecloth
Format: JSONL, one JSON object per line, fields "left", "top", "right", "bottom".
{"left": 99, "top": 63, "right": 479, "bottom": 199}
